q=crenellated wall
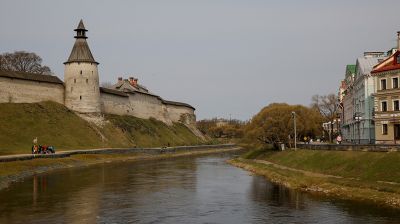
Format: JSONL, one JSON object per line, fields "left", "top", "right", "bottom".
{"left": 0, "top": 77, "right": 64, "bottom": 104}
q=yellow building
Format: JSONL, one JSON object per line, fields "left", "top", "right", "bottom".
{"left": 372, "top": 32, "right": 400, "bottom": 144}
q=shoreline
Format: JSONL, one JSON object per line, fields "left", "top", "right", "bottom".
{"left": 0, "top": 146, "right": 242, "bottom": 191}
{"left": 228, "top": 158, "right": 400, "bottom": 209}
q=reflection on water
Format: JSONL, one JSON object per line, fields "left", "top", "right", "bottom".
{"left": 0, "top": 154, "right": 400, "bottom": 223}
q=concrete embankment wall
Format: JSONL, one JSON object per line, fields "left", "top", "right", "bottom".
{"left": 0, "top": 144, "right": 237, "bottom": 163}
{"left": 297, "top": 143, "right": 400, "bottom": 152}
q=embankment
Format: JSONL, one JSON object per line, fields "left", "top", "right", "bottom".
{"left": 0, "top": 101, "right": 205, "bottom": 155}
{"left": 0, "top": 145, "right": 241, "bottom": 191}
{"left": 229, "top": 148, "right": 400, "bottom": 208}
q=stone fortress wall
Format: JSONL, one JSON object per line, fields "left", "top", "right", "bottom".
{"left": 0, "top": 73, "right": 64, "bottom": 104}
{"left": 0, "top": 70, "right": 196, "bottom": 126}
{"left": 100, "top": 83, "right": 196, "bottom": 125}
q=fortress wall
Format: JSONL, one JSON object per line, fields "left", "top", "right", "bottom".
{"left": 0, "top": 77, "right": 64, "bottom": 104}
{"left": 166, "top": 104, "right": 196, "bottom": 125}
{"left": 128, "top": 93, "right": 168, "bottom": 122}
{"left": 100, "top": 92, "right": 132, "bottom": 116}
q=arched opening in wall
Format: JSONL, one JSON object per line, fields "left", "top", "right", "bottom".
{"left": 80, "top": 96, "right": 82, "bottom": 100}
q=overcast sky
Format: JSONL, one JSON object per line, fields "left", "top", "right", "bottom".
{"left": 1, "top": 0, "right": 399, "bottom": 120}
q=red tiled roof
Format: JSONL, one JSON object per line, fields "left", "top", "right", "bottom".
{"left": 371, "top": 51, "right": 400, "bottom": 74}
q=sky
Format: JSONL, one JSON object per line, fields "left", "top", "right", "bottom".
{"left": 1, "top": 0, "right": 399, "bottom": 120}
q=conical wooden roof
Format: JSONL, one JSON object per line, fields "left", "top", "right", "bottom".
{"left": 64, "top": 20, "right": 98, "bottom": 64}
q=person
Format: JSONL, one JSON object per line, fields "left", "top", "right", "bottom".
{"left": 336, "top": 135, "right": 342, "bottom": 144}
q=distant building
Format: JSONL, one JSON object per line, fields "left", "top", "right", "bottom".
{"left": 372, "top": 32, "right": 400, "bottom": 144}
{"left": 340, "top": 53, "right": 386, "bottom": 143}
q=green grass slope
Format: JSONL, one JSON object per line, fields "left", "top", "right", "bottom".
{"left": 244, "top": 149, "right": 400, "bottom": 183}
{"left": 0, "top": 101, "right": 203, "bottom": 155}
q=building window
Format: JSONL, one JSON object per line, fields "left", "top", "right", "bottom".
{"left": 382, "top": 101, "right": 388, "bottom": 112}
{"left": 397, "top": 55, "right": 400, "bottom": 64}
{"left": 395, "top": 100, "right": 400, "bottom": 111}
{"left": 80, "top": 96, "right": 82, "bottom": 100}
{"left": 86, "top": 79, "right": 88, "bottom": 84}
{"left": 381, "top": 79, "right": 387, "bottom": 90}
{"left": 383, "top": 124, "right": 388, "bottom": 135}
{"left": 393, "top": 77, "right": 399, "bottom": 89}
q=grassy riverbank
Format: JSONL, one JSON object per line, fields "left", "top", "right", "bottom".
{"left": 0, "top": 147, "right": 241, "bottom": 191}
{"left": 0, "top": 101, "right": 204, "bottom": 155}
{"left": 229, "top": 148, "right": 400, "bottom": 208}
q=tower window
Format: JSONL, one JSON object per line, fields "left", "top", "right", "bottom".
{"left": 80, "top": 96, "right": 82, "bottom": 100}
{"left": 86, "top": 79, "right": 88, "bottom": 84}
{"left": 92, "top": 71, "right": 93, "bottom": 74}
{"left": 80, "top": 70, "right": 82, "bottom": 75}
{"left": 74, "top": 79, "right": 76, "bottom": 83}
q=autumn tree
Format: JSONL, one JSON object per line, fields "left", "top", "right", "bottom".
{"left": 311, "top": 94, "right": 339, "bottom": 142}
{"left": 0, "top": 51, "right": 52, "bottom": 75}
{"left": 243, "top": 103, "right": 323, "bottom": 148}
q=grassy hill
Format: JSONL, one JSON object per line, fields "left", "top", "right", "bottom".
{"left": 242, "top": 148, "right": 400, "bottom": 184}
{"left": 0, "top": 101, "right": 203, "bottom": 155}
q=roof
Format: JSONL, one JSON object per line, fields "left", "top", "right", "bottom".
{"left": 371, "top": 50, "right": 400, "bottom": 74}
{"left": 162, "top": 100, "right": 195, "bottom": 110}
{"left": 0, "top": 70, "right": 63, "bottom": 84}
{"left": 356, "top": 56, "right": 385, "bottom": 75}
{"left": 346, "top": 64, "right": 356, "bottom": 76}
{"left": 75, "top": 19, "right": 87, "bottom": 31}
{"left": 99, "top": 87, "right": 128, "bottom": 97}
{"left": 65, "top": 21, "right": 98, "bottom": 64}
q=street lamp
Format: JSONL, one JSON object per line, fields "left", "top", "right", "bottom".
{"left": 292, "top": 111, "right": 297, "bottom": 150}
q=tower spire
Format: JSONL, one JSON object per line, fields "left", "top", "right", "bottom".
{"left": 74, "top": 19, "right": 88, "bottom": 39}
{"left": 64, "top": 20, "right": 98, "bottom": 64}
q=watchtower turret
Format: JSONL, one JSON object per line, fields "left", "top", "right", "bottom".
{"left": 64, "top": 20, "right": 101, "bottom": 113}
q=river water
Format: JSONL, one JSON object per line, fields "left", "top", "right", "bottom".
{"left": 0, "top": 153, "right": 400, "bottom": 223}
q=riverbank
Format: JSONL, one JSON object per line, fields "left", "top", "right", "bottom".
{"left": 0, "top": 145, "right": 241, "bottom": 191}
{"left": 228, "top": 148, "right": 400, "bottom": 208}
{"left": 0, "top": 101, "right": 206, "bottom": 155}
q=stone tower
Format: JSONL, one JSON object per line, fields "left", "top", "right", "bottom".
{"left": 64, "top": 20, "right": 101, "bottom": 113}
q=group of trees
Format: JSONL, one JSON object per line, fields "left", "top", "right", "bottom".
{"left": 198, "top": 94, "right": 339, "bottom": 149}
{"left": 0, "top": 51, "right": 52, "bottom": 75}
{"left": 197, "top": 118, "right": 246, "bottom": 139}
{"left": 242, "top": 103, "right": 325, "bottom": 148}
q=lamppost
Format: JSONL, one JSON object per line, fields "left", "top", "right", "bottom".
{"left": 354, "top": 112, "right": 362, "bottom": 144}
{"left": 292, "top": 111, "right": 297, "bottom": 150}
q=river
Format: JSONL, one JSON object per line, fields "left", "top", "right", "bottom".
{"left": 0, "top": 153, "right": 399, "bottom": 223}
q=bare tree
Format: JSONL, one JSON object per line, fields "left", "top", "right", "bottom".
{"left": 0, "top": 51, "right": 52, "bottom": 75}
{"left": 311, "top": 94, "right": 339, "bottom": 142}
